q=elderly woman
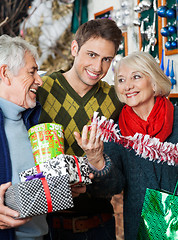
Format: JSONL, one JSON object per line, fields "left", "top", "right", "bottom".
{"left": 75, "top": 51, "right": 178, "bottom": 240}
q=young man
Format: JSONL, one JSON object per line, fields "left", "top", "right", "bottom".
{"left": 37, "top": 18, "right": 123, "bottom": 240}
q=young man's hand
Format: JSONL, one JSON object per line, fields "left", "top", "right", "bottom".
{"left": 74, "top": 124, "right": 105, "bottom": 170}
{"left": 71, "top": 185, "right": 86, "bottom": 198}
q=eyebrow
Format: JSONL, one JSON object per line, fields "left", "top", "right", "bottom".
{"left": 87, "top": 50, "right": 99, "bottom": 56}
{"left": 117, "top": 72, "right": 125, "bottom": 76}
{"left": 30, "top": 66, "right": 38, "bottom": 71}
{"left": 118, "top": 71, "right": 141, "bottom": 76}
{"left": 87, "top": 50, "right": 114, "bottom": 59}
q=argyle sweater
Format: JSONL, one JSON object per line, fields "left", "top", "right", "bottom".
{"left": 37, "top": 70, "right": 123, "bottom": 157}
{"left": 37, "top": 71, "right": 123, "bottom": 216}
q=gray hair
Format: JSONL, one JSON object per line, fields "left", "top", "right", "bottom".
{"left": 114, "top": 51, "right": 171, "bottom": 102}
{"left": 0, "top": 35, "right": 38, "bottom": 76}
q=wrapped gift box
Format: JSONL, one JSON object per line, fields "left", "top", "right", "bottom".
{"left": 5, "top": 175, "right": 74, "bottom": 219}
{"left": 60, "top": 155, "right": 92, "bottom": 186}
{"left": 19, "top": 154, "right": 92, "bottom": 186}
{"left": 19, "top": 157, "right": 68, "bottom": 182}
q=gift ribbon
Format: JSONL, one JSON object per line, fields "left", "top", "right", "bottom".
{"left": 73, "top": 155, "right": 82, "bottom": 184}
{"left": 36, "top": 164, "right": 53, "bottom": 213}
{"left": 25, "top": 172, "right": 45, "bottom": 181}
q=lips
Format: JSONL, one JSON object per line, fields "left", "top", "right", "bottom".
{"left": 30, "top": 88, "right": 37, "bottom": 94}
{"left": 126, "top": 92, "right": 138, "bottom": 98}
{"left": 86, "top": 69, "right": 100, "bottom": 79}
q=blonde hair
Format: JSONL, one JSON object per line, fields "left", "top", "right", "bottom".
{"left": 114, "top": 51, "right": 171, "bottom": 102}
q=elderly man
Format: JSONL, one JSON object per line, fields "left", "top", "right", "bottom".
{"left": 0, "top": 34, "right": 85, "bottom": 240}
{"left": 0, "top": 35, "right": 48, "bottom": 240}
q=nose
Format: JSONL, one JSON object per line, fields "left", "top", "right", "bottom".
{"left": 93, "top": 59, "right": 102, "bottom": 72}
{"left": 125, "top": 79, "right": 134, "bottom": 91}
{"left": 35, "top": 72, "right": 43, "bottom": 87}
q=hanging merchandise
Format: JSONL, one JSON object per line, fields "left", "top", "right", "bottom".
{"left": 160, "top": 26, "right": 170, "bottom": 37}
{"left": 157, "top": 5, "right": 168, "bottom": 17}
{"left": 170, "top": 60, "right": 177, "bottom": 89}
{"left": 133, "top": 0, "right": 159, "bottom": 58}
{"left": 157, "top": 0, "right": 178, "bottom": 54}
{"left": 168, "top": 25, "right": 177, "bottom": 35}
{"left": 134, "top": 0, "right": 152, "bottom": 13}
{"left": 160, "top": 52, "right": 177, "bottom": 90}
{"left": 160, "top": 49, "right": 165, "bottom": 71}
{"left": 165, "top": 59, "right": 170, "bottom": 76}
{"left": 166, "top": 7, "right": 176, "bottom": 19}
{"left": 110, "top": 1, "right": 133, "bottom": 30}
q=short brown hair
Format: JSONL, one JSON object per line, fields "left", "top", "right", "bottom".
{"left": 74, "top": 18, "right": 123, "bottom": 54}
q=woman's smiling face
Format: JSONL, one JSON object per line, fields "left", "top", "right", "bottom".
{"left": 115, "top": 64, "right": 155, "bottom": 115}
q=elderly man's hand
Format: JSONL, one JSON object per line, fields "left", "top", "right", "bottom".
{"left": 0, "top": 182, "right": 31, "bottom": 230}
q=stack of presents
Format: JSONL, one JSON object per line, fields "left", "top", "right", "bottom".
{"left": 5, "top": 123, "right": 92, "bottom": 219}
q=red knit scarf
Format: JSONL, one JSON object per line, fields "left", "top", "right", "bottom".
{"left": 119, "top": 96, "right": 174, "bottom": 142}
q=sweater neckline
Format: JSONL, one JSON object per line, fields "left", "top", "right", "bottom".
{"left": 0, "top": 97, "right": 25, "bottom": 121}
{"left": 57, "top": 71, "right": 99, "bottom": 105}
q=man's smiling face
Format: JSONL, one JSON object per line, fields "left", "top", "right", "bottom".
{"left": 71, "top": 37, "right": 116, "bottom": 87}
{"left": 8, "top": 51, "right": 43, "bottom": 109}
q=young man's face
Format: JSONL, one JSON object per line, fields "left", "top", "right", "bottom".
{"left": 71, "top": 37, "right": 116, "bottom": 87}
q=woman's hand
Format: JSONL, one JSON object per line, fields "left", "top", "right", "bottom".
{"left": 74, "top": 124, "right": 105, "bottom": 170}
{"left": 0, "top": 182, "right": 31, "bottom": 230}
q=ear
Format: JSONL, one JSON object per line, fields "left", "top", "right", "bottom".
{"left": 71, "top": 40, "right": 79, "bottom": 57}
{"left": 0, "top": 65, "right": 11, "bottom": 85}
{"left": 152, "top": 82, "right": 156, "bottom": 92}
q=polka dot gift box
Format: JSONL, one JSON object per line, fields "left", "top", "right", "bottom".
{"left": 4, "top": 175, "right": 74, "bottom": 219}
